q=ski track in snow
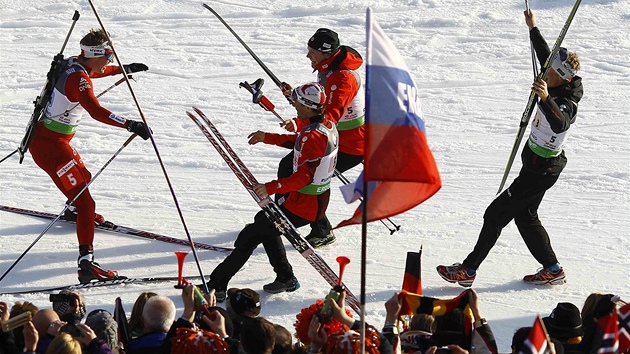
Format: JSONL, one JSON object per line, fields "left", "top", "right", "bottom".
{"left": 1, "top": 0, "right": 629, "bottom": 351}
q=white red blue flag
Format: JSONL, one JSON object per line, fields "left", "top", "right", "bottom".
{"left": 597, "top": 311, "right": 620, "bottom": 354}
{"left": 336, "top": 8, "right": 441, "bottom": 228}
{"left": 519, "top": 316, "right": 550, "bottom": 354}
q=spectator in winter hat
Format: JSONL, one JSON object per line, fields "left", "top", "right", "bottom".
{"left": 85, "top": 309, "right": 119, "bottom": 352}
{"left": 52, "top": 290, "right": 87, "bottom": 326}
{"left": 227, "top": 288, "right": 261, "bottom": 318}
{"left": 279, "top": 27, "right": 365, "bottom": 249}
{"left": 543, "top": 302, "right": 584, "bottom": 354}
{"left": 543, "top": 302, "right": 583, "bottom": 343}
{"left": 579, "top": 294, "right": 626, "bottom": 354}
{"left": 225, "top": 288, "right": 261, "bottom": 340}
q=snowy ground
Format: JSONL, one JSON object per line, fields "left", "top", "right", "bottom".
{"left": 1, "top": 0, "right": 629, "bottom": 351}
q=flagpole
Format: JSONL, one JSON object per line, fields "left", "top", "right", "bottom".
{"left": 360, "top": 7, "right": 373, "bottom": 354}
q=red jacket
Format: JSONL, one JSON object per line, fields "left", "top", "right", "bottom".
{"left": 263, "top": 118, "right": 337, "bottom": 221}
{"left": 294, "top": 46, "right": 365, "bottom": 156}
{"left": 35, "top": 61, "right": 127, "bottom": 142}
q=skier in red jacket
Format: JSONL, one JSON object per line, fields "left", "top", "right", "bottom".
{"left": 281, "top": 28, "right": 365, "bottom": 248}
{"left": 207, "top": 82, "right": 339, "bottom": 299}
{"left": 29, "top": 29, "right": 151, "bottom": 283}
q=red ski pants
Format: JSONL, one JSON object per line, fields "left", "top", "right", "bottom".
{"left": 29, "top": 137, "right": 96, "bottom": 248}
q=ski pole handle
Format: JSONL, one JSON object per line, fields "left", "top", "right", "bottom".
{"left": 525, "top": 0, "right": 531, "bottom": 15}
{"left": 259, "top": 96, "right": 275, "bottom": 111}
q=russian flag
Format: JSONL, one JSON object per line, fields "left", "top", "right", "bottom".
{"left": 336, "top": 8, "right": 441, "bottom": 228}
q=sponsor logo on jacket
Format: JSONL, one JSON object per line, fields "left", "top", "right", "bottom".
{"left": 78, "top": 77, "right": 91, "bottom": 92}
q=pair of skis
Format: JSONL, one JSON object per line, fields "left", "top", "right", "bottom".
{"left": 187, "top": 107, "right": 361, "bottom": 314}
{"left": 0, "top": 205, "right": 233, "bottom": 253}
{"left": 0, "top": 276, "right": 204, "bottom": 295}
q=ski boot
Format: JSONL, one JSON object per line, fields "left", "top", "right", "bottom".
{"left": 77, "top": 253, "right": 120, "bottom": 284}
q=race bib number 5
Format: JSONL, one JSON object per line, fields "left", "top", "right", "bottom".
{"left": 56, "top": 160, "right": 85, "bottom": 190}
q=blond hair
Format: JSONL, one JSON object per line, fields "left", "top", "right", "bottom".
{"left": 567, "top": 51, "right": 580, "bottom": 72}
{"left": 45, "top": 333, "right": 82, "bottom": 354}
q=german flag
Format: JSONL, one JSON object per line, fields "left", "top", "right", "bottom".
{"left": 399, "top": 290, "right": 474, "bottom": 342}
{"left": 401, "top": 249, "right": 422, "bottom": 295}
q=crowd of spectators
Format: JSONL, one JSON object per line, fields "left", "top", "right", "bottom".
{"left": 1, "top": 286, "right": 627, "bottom": 354}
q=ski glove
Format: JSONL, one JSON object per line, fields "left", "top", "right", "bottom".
{"left": 123, "top": 63, "right": 149, "bottom": 74}
{"left": 126, "top": 120, "right": 151, "bottom": 140}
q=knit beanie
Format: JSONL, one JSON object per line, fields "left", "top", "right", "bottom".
{"left": 85, "top": 310, "right": 118, "bottom": 350}
{"left": 308, "top": 28, "right": 340, "bottom": 54}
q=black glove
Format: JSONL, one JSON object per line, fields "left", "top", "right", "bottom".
{"left": 123, "top": 63, "right": 149, "bottom": 74}
{"left": 126, "top": 120, "right": 151, "bottom": 140}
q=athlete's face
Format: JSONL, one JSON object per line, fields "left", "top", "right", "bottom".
{"left": 546, "top": 68, "right": 567, "bottom": 88}
{"left": 86, "top": 56, "right": 110, "bottom": 75}
{"left": 293, "top": 100, "right": 312, "bottom": 119}
{"left": 306, "top": 47, "right": 331, "bottom": 69}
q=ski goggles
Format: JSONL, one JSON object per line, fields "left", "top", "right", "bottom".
{"left": 81, "top": 43, "right": 114, "bottom": 63}
{"left": 550, "top": 47, "right": 576, "bottom": 80}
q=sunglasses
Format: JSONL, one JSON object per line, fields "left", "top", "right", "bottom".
{"left": 104, "top": 50, "right": 114, "bottom": 63}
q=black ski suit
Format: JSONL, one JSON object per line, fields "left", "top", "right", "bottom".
{"left": 463, "top": 27, "right": 584, "bottom": 270}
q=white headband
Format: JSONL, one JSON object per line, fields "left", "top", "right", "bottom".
{"left": 80, "top": 43, "right": 112, "bottom": 58}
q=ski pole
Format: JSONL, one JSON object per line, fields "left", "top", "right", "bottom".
{"left": 0, "top": 134, "right": 137, "bottom": 284}
{"left": 239, "top": 79, "right": 284, "bottom": 121}
{"left": 202, "top": 4, "right": 283, "bottom": 89}
{"left": 333, "top": 170, "right": 400, "bottom": 234}
{"left": 0, "top": 149, "right": 18, "bottom": 164}
{"left": 88, "top": 0, "right": 210, "bottom": 295}
{"left": 525, "top": 0, "right": 539, "bottom": 78}
{"left": 497, "top": 0, "right": 581, "bottom": 194}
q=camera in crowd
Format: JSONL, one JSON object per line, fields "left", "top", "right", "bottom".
{"left": 49, "top": 293, "right": 75, "bottom": 303}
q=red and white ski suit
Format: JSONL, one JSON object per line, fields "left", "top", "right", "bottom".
{"left": 263, "top": 118, "right": 339, "bottom": 222}
{"left": 293, "top": 46, "right": 365, "bottom": 157}
{"left": 29, "top": 57, "right": 130, "bottom": 248}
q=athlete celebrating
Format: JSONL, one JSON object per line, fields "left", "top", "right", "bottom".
{"left": 437, "top": 10, "right": 583, "bottom": 287}
{"left": 207, "top": 82, "right": 339, "bottom": 299}
{"left": 29, "top": 29, "right": 151, "bottom": 283}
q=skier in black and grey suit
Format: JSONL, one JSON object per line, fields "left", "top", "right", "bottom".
{"left": 437, "top": 9, "right": 583, "bottom": 287}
